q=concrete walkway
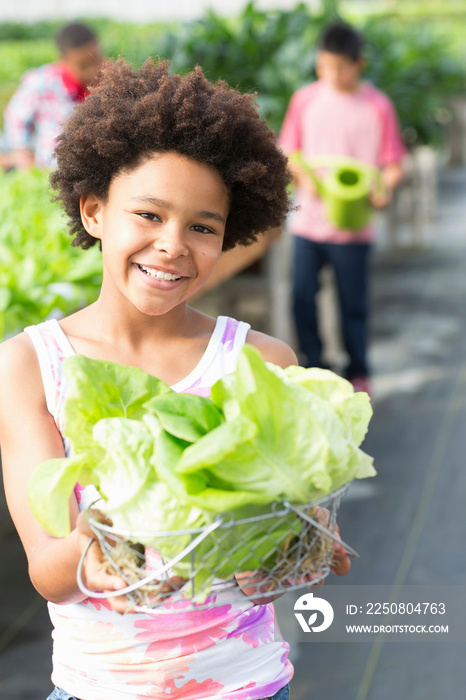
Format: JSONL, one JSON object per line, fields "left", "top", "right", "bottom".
{"left": 1, "top": 164, "right": 465, "bottom": 699}
{"left": 286, "top": 163, "right": 466, "bottom": 700}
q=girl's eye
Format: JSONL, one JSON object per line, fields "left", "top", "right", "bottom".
{"left": 139, "top": 212, "right": 161, "bottom": 222}
{"left": 191, "top": 224, "right": 214, "bottom": 234}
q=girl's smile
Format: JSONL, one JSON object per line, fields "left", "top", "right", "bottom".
{"left": 80, "top": 152, "right": 230, "bottom": 318}
{"left": 133, "top": 262, "right": 185, "bottom": 288}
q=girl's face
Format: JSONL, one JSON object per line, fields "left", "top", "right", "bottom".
{"left": 81, "top": 152, "right": 230, "bottom": 318}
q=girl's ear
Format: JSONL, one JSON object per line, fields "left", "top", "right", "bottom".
{"left": 80, "top": 195, "right": 103, "bottom": 240}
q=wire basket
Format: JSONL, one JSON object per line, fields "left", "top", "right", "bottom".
{"left": 77, "top": 484, "right": 357, "bottom": 611}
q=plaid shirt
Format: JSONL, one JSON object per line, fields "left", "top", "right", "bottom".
{"left": 4, "top": 62, "right": 86, "bottom": 168}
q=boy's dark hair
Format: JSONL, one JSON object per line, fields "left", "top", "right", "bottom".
{"left": 318, "top": 22, "right": 363, "bottom": 61}
{"left": 50, "top": 59, "right": 292, "bottom": 251}
{"left": 56, "top": 22, "right": 98, "bottom": 54}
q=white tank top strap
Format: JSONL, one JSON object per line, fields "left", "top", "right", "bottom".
{"left": 24, "top": 319, "right": 74, "bottom": 418}
{"left": 171, "top": 316, "right": 251, "bottom": 395}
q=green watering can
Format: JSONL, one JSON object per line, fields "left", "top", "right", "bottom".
{"left": 291, "top": 152, "right": 385, "bottom": 231}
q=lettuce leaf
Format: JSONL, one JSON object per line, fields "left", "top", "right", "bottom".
{"left": 28, "top": 346, "right": 375, "bottom": 596}
{"left": 144, "top": 393, "right": 223, "bottom": 443}
{"left": 28, "top": 453, "right": 92, "bottom": 538}
{"left": 177, "top": 345, "right": 375, "bottom": 502}
{"left": 64, "top": 355, "right": 172, "bottom": 453}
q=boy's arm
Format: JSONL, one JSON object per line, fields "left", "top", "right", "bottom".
{"left": 0, "top": 335, "right": 128, "bottom": 609}
{"left": 371, "top": 92, "right": 407, "bottom": 208}
{"left": 371, "top": 161, "right": 404, "bottom": 209}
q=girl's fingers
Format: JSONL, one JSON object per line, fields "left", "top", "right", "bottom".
{"left": 81, "top": 539, "right": 127, "bottom": 592}
{"left": 330, "top": 541, "right": 351, "bottom": 576}
{"left": 108, "top": 595, "right": 138, "bottom": 614}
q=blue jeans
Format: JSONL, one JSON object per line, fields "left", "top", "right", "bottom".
{"left": 46, "top": 690, "right": 80, "bottom": 700}
{"left": 270, "top": 683, "right": 291, "bottom": 700}
{"left": 292, "top": 236, "right": 371, "bottom": 378}
{"left": 47, "top": 683, "right": 291, "bottom": 700}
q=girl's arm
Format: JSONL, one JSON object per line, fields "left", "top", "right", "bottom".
{"left": 245, "top": 329, "right": 299, "bottom": 369}
{"left": 0, "top": 334, "right": 127, "bottom": 608}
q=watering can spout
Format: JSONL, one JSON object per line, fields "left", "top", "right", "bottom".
{"left": 291, "top": 151, "right": 325, "bottom": 197}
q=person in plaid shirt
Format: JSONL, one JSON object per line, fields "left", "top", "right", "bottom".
{"left": 4, "top": 22, "right": 102, "bottom": 170}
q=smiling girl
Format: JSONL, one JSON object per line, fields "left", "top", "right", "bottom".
{"left": 0, "top": 59, "right": 350, "bottom": 700}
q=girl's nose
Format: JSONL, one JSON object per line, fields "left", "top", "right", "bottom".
{"left": 155, "top": 222, "right": 189, "bottom": 258}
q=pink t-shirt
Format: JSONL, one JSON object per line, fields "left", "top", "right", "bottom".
{"left": 278, "top": 79, "right": 406, "bottom": 243}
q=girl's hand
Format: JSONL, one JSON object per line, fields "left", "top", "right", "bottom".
{"left": 76, "top": 510, "right": 135, "bottom": 614}
{"left": 311, "top": 506, "right": 351, "bottom": 577}
{"left": 330, "top": 527, "right": 352, "bottom": 576}
{"left": 235, "top": 568, "right": 325, "bottom": 605}
{"left": 76, "top": 511, "right": 187, "bottom": 613}
{"left": 235, "top": 509, "right": 351, "bottom": 604}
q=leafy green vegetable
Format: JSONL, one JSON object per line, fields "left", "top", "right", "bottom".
{"left": 178, "top": 346, "right": 374, "bottom": 501}
{"left": 28, "top": 454, "right": 92, "bottom": 538}
{"left": 28, "top": 345, "right": 374, "bottom": 596}
{"left": 144, "top": 393, "right": 223, "bottom": 442}
{"left": 63, "top": 355, "right": 171, "bottom": 453}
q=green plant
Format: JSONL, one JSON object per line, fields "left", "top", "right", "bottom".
{"left": 158, "top": 2, "right": 325, "bottom": 134}
{"left": 362, "top": 19, "right": 466, "bottom": 145}
{"left": 157, "top": 1, "right": 466, "bottom": 144}
{"left": 0, "top": 39, "right": 58, "bottom": 126}
{"left": 29, "top": 346, "right": 373, "bottom": 597}
{"left": 1, "top": 4, "right": 465, "bottom": 143}
{"left": 0, "top": 21, "right": 64, "bottom": 42}
{"left": 0, "top": 168, "right": 102, "bottom": 339}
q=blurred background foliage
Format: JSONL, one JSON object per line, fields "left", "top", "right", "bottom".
{"left": 0, "top": 168, "right": 102, "bottom": 339}
{"left": 0, "top": 1, "right": 465, "bottom": 145}
{"left": 0, "top": 1, "right": 465, "bottom": 338}
{"left": 156, "top": 1, "right": 466, "bottom": 145}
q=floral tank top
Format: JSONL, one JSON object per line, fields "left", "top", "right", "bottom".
{"left": 25, "top": 316, "right": 293, "bottom": 700}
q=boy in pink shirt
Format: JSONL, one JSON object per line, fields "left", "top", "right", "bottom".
{"left": 279, "top": 22, "right": 405, "bottom": 394}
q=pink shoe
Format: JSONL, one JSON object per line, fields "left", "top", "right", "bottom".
{"left": 350, "top": 376, "right": 373, "bottom": 399}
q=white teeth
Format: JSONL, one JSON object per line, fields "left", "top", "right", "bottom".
{"left": 138, "top": 264, "right": 181, "bottom": 281}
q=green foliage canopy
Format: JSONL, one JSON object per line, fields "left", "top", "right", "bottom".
{"left": 0, "top": 4, "right": 464, "bottom": 143}
{"left": 157, "top": 2, "right": 466, "bottom": 144}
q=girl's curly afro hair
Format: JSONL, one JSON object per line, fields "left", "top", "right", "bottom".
{"left": 50, "top": 58, "right": 293, "bottom": 251}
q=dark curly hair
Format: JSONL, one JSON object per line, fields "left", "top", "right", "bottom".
{"left": 50, "top": 58, "right": 292, "bottom": 251}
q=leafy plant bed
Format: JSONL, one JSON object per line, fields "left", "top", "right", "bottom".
{"left": 0, "top": 168, "right": 102, "bottom": 339}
